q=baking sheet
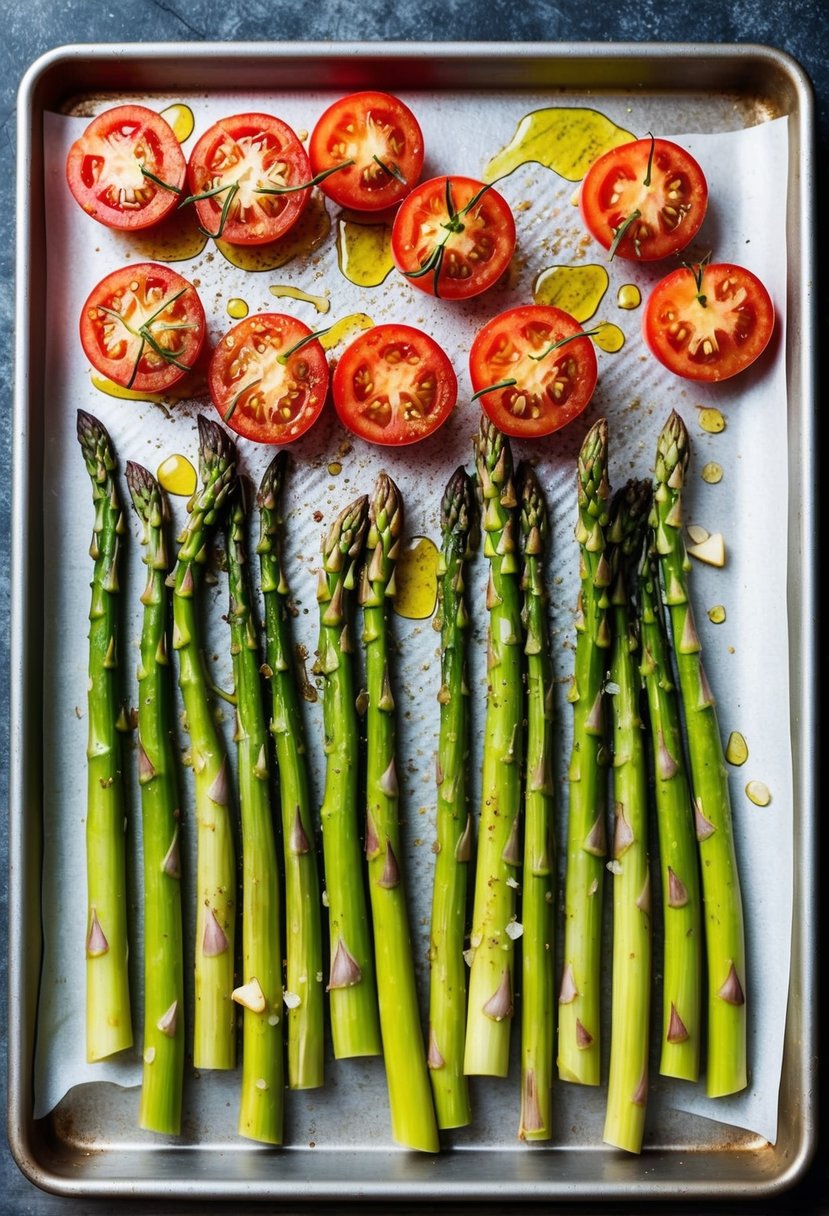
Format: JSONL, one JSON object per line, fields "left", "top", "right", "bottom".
{"left": 33, "top": 89, "right": 791, "bottom": 1155}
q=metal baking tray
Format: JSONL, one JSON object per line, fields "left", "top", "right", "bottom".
{"left": 9, "top": 41, "right": 817, "bottom": 1202}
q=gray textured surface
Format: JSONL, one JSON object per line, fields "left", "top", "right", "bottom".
{"left": 3, "top": 2, "right": 827, "bottom": 1213}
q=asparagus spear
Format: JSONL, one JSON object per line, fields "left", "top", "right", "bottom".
{"left": 603, "top": 479, "right": 652, "bottom": 1155}
{"left": 517, "top": 462, "right": 556, "bottom": 1142}
{"left": 654, "top": 411, "right": 747, "bottom": 1098}
{"left": 226, "top": 480, "right": 284, "bottom": 1143}
{"left": 257, "top": 453, "right": 324, "bottom": 1091}
{"left": 464, "top": 417, "right": 524, "bottom": 1078}
{"left": 427, "top": 466, "right": 475, "bottom": 1130}
{"left": 360, "top": 472, "right": 439, "bottom": 1152}
{"left": 172, "top": 416, "right": 237, "bottom": 1071}
{"left": 77, "top": 411, "right": 133, "bottom": 1063}
{"left": 558, "top": 418, "right": 611, "bottom": 1088}
{"left": 639, "top": 536, "right": 702, "bottom": 1083}
{"left": 315, "top": 494, "right": 382, "bottom": 1060}
{"left": 126, "top": 462, "right": 184, "bottom": 1135}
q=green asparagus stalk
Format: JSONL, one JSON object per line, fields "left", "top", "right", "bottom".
{"left": 77, "top": 411, "right": 133, "bottom": 1063}
{"left": 126, "top": 463, "right": 184, "bottom": 1134}
{"left": 654, "top": 411, "right": 746, "bottom": 1098}
{"left": 464, "top": 417, "right": 524, "bottom": 1078}
{"left": 558, "top": 418, "right": 611, "bottom": 1088}
{"left": 257, "top": 454, "right": 324, "bottom": 1091}
{"left": 639, "top": 536, "right": 702, "bottom": 1083}
{"left": 603, "top": 480, "right": 652, "bottom": 1155}
{"left": 360, "top": 472, "right": 439, "bottom": 1152}
{"left": 172, "top": 416, "right": 237, "bottom": 1071}
{"left": 516, "top": 463, "right": 556, "bottom": 1142}
{"left": 315, "top": 494, "right": 382, "bottom": 1060}
{"left": 226, "top": 481, "right": 284, "bottom": 1143}
{"left": 427, "top": 466, "right": 475, "bottom": 1130}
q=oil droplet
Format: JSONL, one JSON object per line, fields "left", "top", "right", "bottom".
{"left": 394, "top": 537, "right": 439, "bottom": 620}
{"left": 702, "top": 462, "right": 724, "bottom": 484}
{"left": 90, "top": 373, "right": 205, "bottom": 405}
{"left": 616, "top": 284, "right": 641, "bottom": 310}
{"left": 336, "top": 218, "right": 394, "bottom": 287}
{"left": 725, "top": 732, "right": 749, "bottom": 766}
{"left": 319, "top": 313, "right": 374, "bottom": 351}
{"left": 698, "top": 407, "right": 726, "bottom": 433}
{"left": 160, "top": 103, "right": 195, "bottom": 144}
{"left": 707, "top": 605, "right": 727, "bottom": 624}
{"left": 591, "top": 322, "right": 625, "bottom": 353}
{"left": 216, "top": 193, "right": 330, "bottom": 271}
{"left": 483, "top": 107, "right": 636, "bottom": 183}
{"left": 227, "top": 297, "right": 249, "bottom": 320}
{"left": 533, "top": 264, "right": 608, "bottom": 323}
{"left": 158, "top": 453, "right": 197, "bottom": 497}
{"left": 327, "top": 461, "right": 343, "bottom": 476}
{"left": 745, "top": 780, "right": 771, "bottom": 807}
{"left": 269, "top": 284, "right": 330, "bottom": 313}
{"left": 129, "top": 205, "right": 208, "bottom": 263}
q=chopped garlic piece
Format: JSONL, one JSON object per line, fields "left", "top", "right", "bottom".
{"left": 687, "top": 523, "right": 710, "bottom": 545}
{"left": 687, "top": 532, "right": 725, "bottom": 567}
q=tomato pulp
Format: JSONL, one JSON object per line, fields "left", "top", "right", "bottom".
{"left": 66, "top": 104, "right": 186, "bottom": 231}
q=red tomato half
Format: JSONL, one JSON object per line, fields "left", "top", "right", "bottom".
{"left": 332, "top": 325, "right": 457, "bottom": 446}
{"left": 643, "top": 262, "right": 775, "bottom": 382}
{"left": 309, "top": 91, "right": 424, "bottom": 211}
{"left": 209, "top": 313, "right": 329, "bottom": 444}
{"left": 391, "top": 176, "right": 516, "bottom": 300}
{"left": 580, "top": 137, "right": 708, "bottom": 261}
{"left": 186, "top": 114, "right": 312, "bottom": 245}
{"left": 469, "top": 305, "right": 598, "bottom": 439}
{"left": 80, "top": 263, "right": 206, "bottom": 393}
{"left": 66, "top": 105, "right": 186, "bottom": 231}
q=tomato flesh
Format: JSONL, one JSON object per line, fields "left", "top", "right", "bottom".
{"left": 309, "top": 91, "right": 424, "bottom": 211}
{"left": 187, "top": 114, "right": 312, "bottom": 245}
{"left": 469, "top": 305, "right": 598, "bottom": 439}
{"left": 643, "top": 262, "right": 775, "bottom": 382}
{"left": 209, "top": 313, "right": 329, "bottom": 444}
{"left": 333, "top": 324, "right": 457, "bottom": 446}
{"left": 80, "top": 263, "right": 205, "bottom": 393}
{"left": 391, "top": 176, "right": 516, "bottom": 300}
{"left": 66, "top": 105, "right": 186, "bottom": 231}
{"left": 580, "top": 137, "right": 708, "bottom": 261}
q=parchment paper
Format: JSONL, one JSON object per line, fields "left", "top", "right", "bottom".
{"left": 34, "top": 95, "right": 791, "bottom": 1149}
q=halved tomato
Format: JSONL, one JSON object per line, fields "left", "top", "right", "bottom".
{"left": 643, "top": 261, "right": 775, "bottom": 382}
{"left": 208, "top": 313, "right": 329, "bottom": 444}
{"left": 66, "top": 105, "right": 186, "bottom": 231}
{"left": 80, "top": 263, "right": 206, "bottom": 393}
{"left": 391, "top": 176, "right": 516, "bottom": 300}
{"left": 185, "top": 114, "right": 313, "bottom": 245}
{"left": 332, "top": 324, "right": 457, "bottom": 446}
{"left": 580, "top": 137, "right": 708, "bottom": 261}
{"left": 309, "top": 91, "right": 424, "bottom": 211}
{"left": 469, "top": 305, "right": 598, "bottom": 439}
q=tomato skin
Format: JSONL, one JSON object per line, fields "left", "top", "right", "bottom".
{"left": 391, "top": 176, "right": 516, "bottom": 300}
{"left": 186, "top": 113, "right": 312, "bottom": 245}
{"left": 208, "top": 313, "right": 329, "bottom": 444}
{"left": 332, "top": 324, "right": 458, "bottom": 446}
{"left": 469, "top": 305, "right": 598, "bottom": 439}
{"left": 80, "top": 263, "right": 206, "bottom": 393}
{"left": 66, "top": 105, "right": 186, "bottom": 231}
{"left": 309, "top": 91, "right": 424, "bottom": 211}
{"left": 643, "top": 262, "right": 775, "bottom": 382}
{"left": 580, "top": 137, "right": 708, "bottom": 261}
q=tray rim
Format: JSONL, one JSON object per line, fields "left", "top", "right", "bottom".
{"left": 9, "top": 37, "right": 818, "bottom": 1202}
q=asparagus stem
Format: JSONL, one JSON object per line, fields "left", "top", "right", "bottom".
{"left": 126, "top": 462, "right": 184, "bottom": 1134}
{"left": 603, "top": 480, "right": 652, "bottom": 1155}
{"left": 172, "top": 416, "right": 237, "bottom": 1071}
{"left": 226, "top": 481, "right": 284, "bottom": 1143}
{"left": 558, "top": 418, "right": 611, "bottom": 1087}
{"left": 77, "top": 411, "right": 133, "bottom": 1063}
{"left": 516, "top": 463, "right": 556, "bottom": 1141}
{"left": 315, "top": 494, "right": 382, "bottom": 1060}
{"left": 360, "top": 473, "right": 439, "bottom": 1152}
{"left": 428, "top": 467, "right": 475, "bottom": 1130}
{"left": 464, "top": 417, "right": 524, "bottom": 1078}
{"left": 257, "top": 454, "right": 324, "bottom": 1091}
{"left": 654, "top": 411, "right": 747, "bottom": 1098}
{"left": 639, "top": 537, "right": 702, "bottom": 1083}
